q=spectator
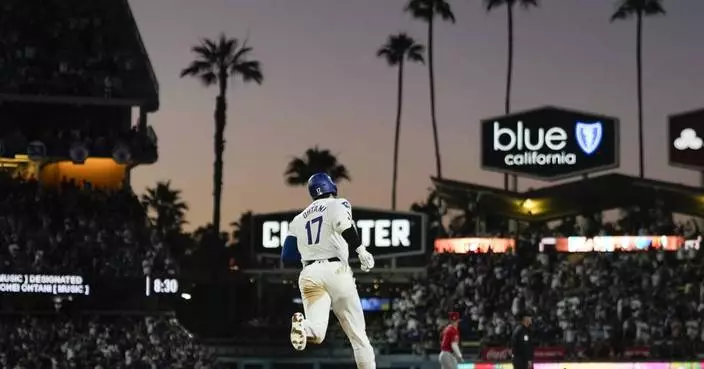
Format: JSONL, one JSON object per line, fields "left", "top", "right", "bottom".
{"left": 0, "top": 314, "right": 219, "bottom": 368}
{"left": 0, "top": 0, "right": 150, "bottom": 99}
{"left": 0, "top": 176, "right": 176, "bottom": 277}
{"left": 387, "top": 215, "right": 704, "bottom": 359}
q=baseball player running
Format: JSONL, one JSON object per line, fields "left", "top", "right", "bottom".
{"left": 280, "top": 172, "right": 376, "bottom": 369}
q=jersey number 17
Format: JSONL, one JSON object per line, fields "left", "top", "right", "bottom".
{"left": 305, "top": 216, "right": 323, "bottom": 245}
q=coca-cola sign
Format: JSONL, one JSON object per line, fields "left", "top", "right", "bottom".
{"left": 480, "top": 346, "right": 566, "bottom": 361}
{"left": 622, "top": 346, "right": 650, "bottom": 358}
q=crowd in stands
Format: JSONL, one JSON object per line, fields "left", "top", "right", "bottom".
{"left": 0, "top": 0, "right": 149, "bottom": 98}
{"left": 0, "top": 176, "right": 176, "bottom": 277}
{"left": 1, "top": 123, "right": 155, "bottom": 160}
{"left": 386, "top": 214, "right": 704, "bottom": 359}
{"left": 0, "top": 174, "right": 215, "bottom": 368}
{"left": 0, "top": 314, "right": 218, "bottom": 369}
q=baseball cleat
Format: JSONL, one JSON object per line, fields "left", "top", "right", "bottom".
{"left": 290, "top": 312, "right": 307, "bottom": 351}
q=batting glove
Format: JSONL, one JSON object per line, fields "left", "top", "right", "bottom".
{"left": 356, "top": 247, "right": 375, "bottom": 272}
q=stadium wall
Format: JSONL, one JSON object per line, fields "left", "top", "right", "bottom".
{"left": 39, "top": 158, "right": 127, "bottom": 189}
{"left": 218, "top": 358, "right": 704, "bottom": 369}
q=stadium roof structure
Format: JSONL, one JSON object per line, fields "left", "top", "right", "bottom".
{"left": 432, "top": 173, "right": 704, "bottom": 222}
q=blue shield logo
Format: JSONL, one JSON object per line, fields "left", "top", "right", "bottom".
{"left": 575, "top": 122, "right": 603, "bottom": 155}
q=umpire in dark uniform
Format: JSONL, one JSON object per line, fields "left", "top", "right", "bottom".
{"left": 511, "top": 309, "right": 534, "bottom": 369}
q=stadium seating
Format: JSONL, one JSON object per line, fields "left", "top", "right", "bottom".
{"left": 0, "top": 0, "right": 151, "bottom": 99}
{"left": 0, "top": 176, "right": 176, "bottom": 276}
{"left": 0, "top": 0, "right": 193, "bottom": 366}
{"left": 0, "top": 175, "right": 215, "bottom": 367}
{"left": 387, "top": 220, "right": 704, "bottom": 359}
{"left": 0, "top": 314, "right": 217, "bottom": 368}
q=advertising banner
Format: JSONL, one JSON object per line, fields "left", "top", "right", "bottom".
{"left": 481, "top": 346, "right": 566, "bottom": 361}
{"left": 435, "top": 238, "right": 515, "bottom": 254}
{"left": 669, "top": 108, "right": 704, "bottom": 171}
{"left": 481, "top": 346, "right": 650, "bottom": 362}
{"left": 251, "top": 208, "right": 426, "bottom": 259}
{"left": 538, "top": 235, "right": 701, "bottom": 252}
{"left": 458, "top": 362, "right": 704, "bottom": 369}
{"left": 480, "top": 106, "right": 619, "bottom": 181}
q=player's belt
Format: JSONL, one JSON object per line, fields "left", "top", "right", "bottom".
{"left": 302, "top": 257, "right": 341, "bottom": 267}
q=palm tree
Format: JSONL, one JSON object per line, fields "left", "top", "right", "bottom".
{"left": 611, "top": 0, "right": 665, "bottom": 179}
{"left": 284, "top": 147, "right": 351, "bottom": 186}
{"left": 180, "top": 34, "right": 263, "bottom": 233}
{"left": 410, "top": 189, "right": 447, "bottom": 244}
{"left": 485, "top": 0, "right": 538, "bottom": 191}
{"left": 141, "top": 181, "right": 189, "bottom": 233}
{"left": 377, "top": 33, "right": 425, "bottom": 210}
{"left": 229, "top": 211, "right": 253, "bottom": 248}
{"left": 405, "top": 0, "right": 455, "bottom": 179}
{"left": 228, "top": 211, "right": 253, "bottom": 270}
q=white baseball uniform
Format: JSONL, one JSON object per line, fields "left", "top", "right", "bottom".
{"left": 287, "top": 197, "right": 376, "bottom": 369}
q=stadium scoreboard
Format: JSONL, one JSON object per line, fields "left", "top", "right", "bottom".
{"left": 0, "top": 273, "right": 181, "bottom": 297}
{"left": 0, "top": 274, "right": 90, "bottom": 295}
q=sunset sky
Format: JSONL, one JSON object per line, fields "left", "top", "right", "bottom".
{"left": 127, "top": 0, "right": 704, "bottom": 230}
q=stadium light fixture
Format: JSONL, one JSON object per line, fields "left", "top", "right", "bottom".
{"left": 520, "top": 199, "right": 537, "bottom": 215}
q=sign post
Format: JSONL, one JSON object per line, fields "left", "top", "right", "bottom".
{"left": 480, "top": 106, "right": 620, "bottom": 182}
{"left": 668, "top": 108, "right": 704, "bottom": 187}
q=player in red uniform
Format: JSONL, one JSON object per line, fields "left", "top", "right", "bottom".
{"left": 439, "top": 311, "right": 463, "bottom": 369}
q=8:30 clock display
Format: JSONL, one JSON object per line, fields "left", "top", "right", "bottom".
{"left": 145, "top": 276, "right": 180, "bottom": 296}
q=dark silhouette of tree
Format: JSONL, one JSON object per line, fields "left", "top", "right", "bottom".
{"left": 284, "top": 147, "right": 351, "bottom": 186}
{"left": 230, "top": 211, "right": 253, "bottom": 246}
{"left": 188, "top": 222, "right": 228, "bottom": 278}
{"left": 228, "top": 211, "right": 253, "bottom": 269}
{"left": 405, "top": 0, "right": 455, "bottom": 179}
{"left": 611, "top": 0, "right": 665, "bottom": 178}
{"left": 180, "top": 34, "right": 263, "bottom": 233}
{"left": 410, "top": 189, "right": 446, "bottom": 239}
{"left": 377, "top": 33, "right": 425, "bottom": 210}
{"left": 141, "top": 181, "right": 188, "bottom": 234}
{"left": 485, "top": 0, "right": 538, "bottom": 191}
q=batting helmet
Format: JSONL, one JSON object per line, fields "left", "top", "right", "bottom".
{"left": 307, "top": 172, "right": 338, "bottom": 200}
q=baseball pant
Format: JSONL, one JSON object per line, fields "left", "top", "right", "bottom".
{"left": 298, "top": 260, "right": 376, "bottom": 369}
{"left": 438, "top": 351, "right": 458, "bottom": 369}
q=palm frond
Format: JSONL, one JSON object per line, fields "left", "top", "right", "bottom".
{"left": 435, "top": 1, "right": 456, "bottom": 23}
{"left": 192, "top": 43, "right": 216, "bottom": 60}
{"left": 484, "top": 0, "right": 504, "bottom": 11}
{"left": 232, "top": 45, "right": 253, "bottom": 63}
{"left": 520, "top": 0, "right": 539, "bottom": 9}
{"left": 284, "top": 147, "right": 351, "bottom": 186}
{"left": 198, "top": 71, "right": 217, "bottom": 86}
{"left": 486, "top": 0, "right": 538, "bottom": 11}
{"left": 644, "top": 0, "right": 665, "bottom": 15}
{"left": 232, "top": 60, "right": 264, "bottom": 84}
{"left": 611, "top": 0, "right": 665, "bottom": 21}
{"left": 377, "top": 33, "right": 425, "bottom": 66}
{"left": 408, "top": 44, "right": 426, "bottom": 63}
{"left": 611, "top": 5, "right": 634, "bottom": 21}
{"left": 405, "top": 0, "right": 433, "bottom": 21}
{"left": 181, "top": 34, "right": 264, "bottom": 87}
{"left": 377, "top": 47, "right": 397, "bottom": 66}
